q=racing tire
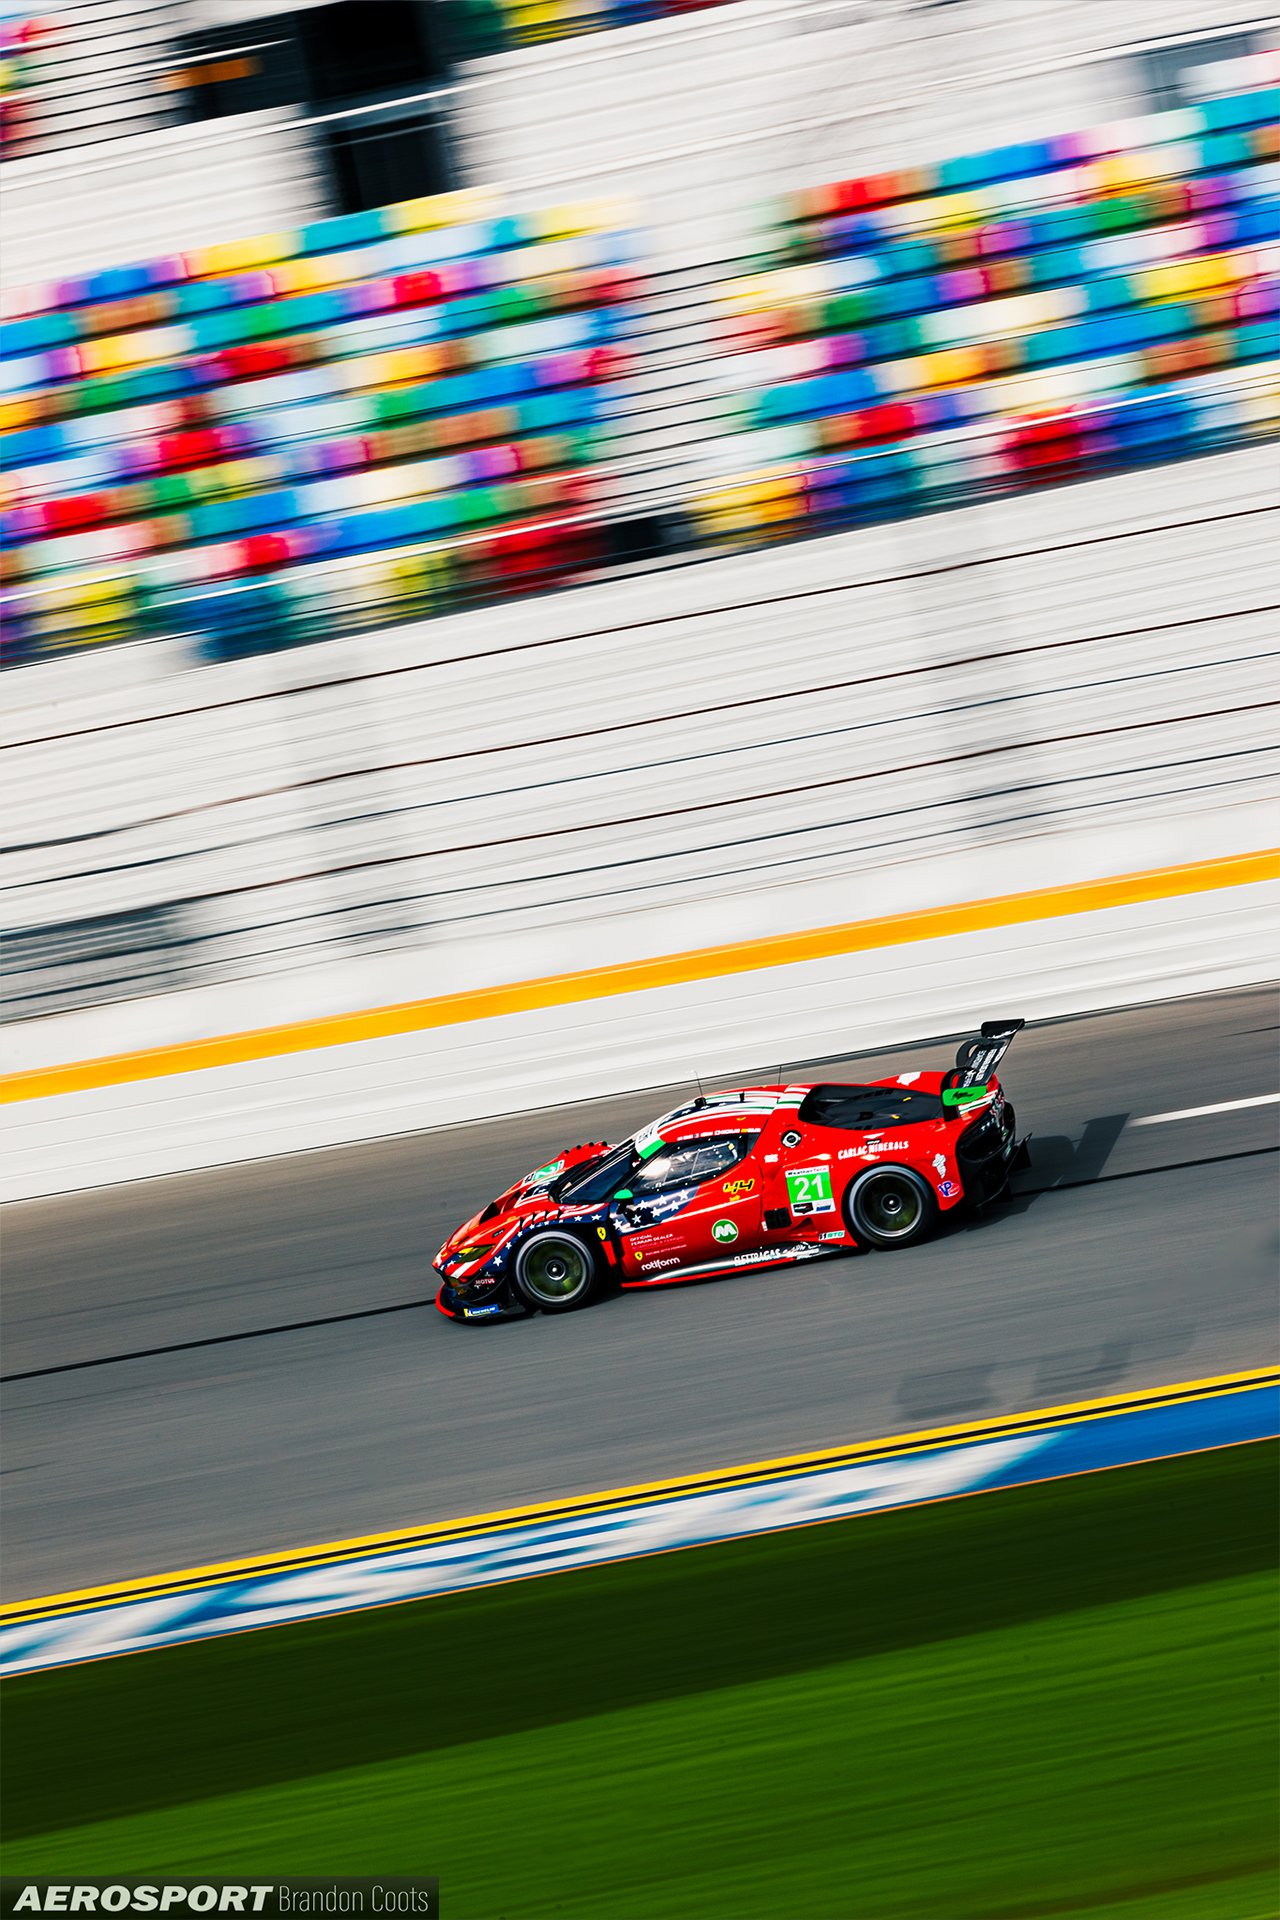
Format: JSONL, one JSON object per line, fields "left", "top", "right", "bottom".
{"left": 512, "top": 1230, "right": 599, "bottom": 1313}
{"left": 843, "top": 1164, "right": 937, "bottom": 1250}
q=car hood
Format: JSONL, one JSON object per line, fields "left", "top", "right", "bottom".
{"left": 435, "top": 1140, "right": 613, "bottom": 1268}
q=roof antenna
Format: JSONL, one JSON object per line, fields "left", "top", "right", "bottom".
{"left": 694, "top": 1066, "right": 707, "bottom": 1109}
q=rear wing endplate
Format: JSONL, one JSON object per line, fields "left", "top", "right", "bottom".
{"left": 953, "top": 1018, "right": 1025, "bottom": 1089}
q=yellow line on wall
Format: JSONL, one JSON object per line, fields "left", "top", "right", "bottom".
{"left": 3, "top": 848, "right": 1276, "bottom": 1105}
{"left": 4, "top": 1366, "right": 1275, "bottom": 1623}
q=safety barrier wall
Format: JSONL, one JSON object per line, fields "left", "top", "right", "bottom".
{"left": 2, "top": 441, "right": 1275, "bottom": 1197}
{"left": 3, "top": 443, "right": 1275, "bottom": 1035}
{"left": 2, "top": 1370, "right": 1274, "bottom": 1672}
{"left": 3, "top": 854, "right": 1276, "bottom": 1198}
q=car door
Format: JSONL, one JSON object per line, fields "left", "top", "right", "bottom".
{"left": 613, "top": 1133, "right": 763, "bottom": 1280}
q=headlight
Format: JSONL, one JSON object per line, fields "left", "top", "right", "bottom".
{"left": 451, "top": 1241, "right": 498, "bottom": 1264}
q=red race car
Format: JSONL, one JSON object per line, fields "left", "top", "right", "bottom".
{"left": 435, "top": 1019, "right": 1027, "bottom": 1320}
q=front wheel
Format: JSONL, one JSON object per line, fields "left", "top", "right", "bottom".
{"left": 844, "top": 1165, "right": 937, "bottom": 1250}
{"left": 512, "top": 1231, "right": 598, "bottom": 1313}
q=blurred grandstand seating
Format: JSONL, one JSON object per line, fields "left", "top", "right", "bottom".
{"left": 0, "top": 187, "right": 643, "bottom": 660}
{"left": 1, "top": 69, "right": 1275, "bottom": 665}
{"left": 692, "top": 82, "right": 1278, "bottom": 539}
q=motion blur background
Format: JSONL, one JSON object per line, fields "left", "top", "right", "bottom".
{"left": 2, "top": 13, "right": 1278, "bottom": 1914}
{"left": 1, "top": 0, "right": 1277, "bottom": 1192}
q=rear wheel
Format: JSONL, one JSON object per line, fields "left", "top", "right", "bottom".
{"left": 512, "top": 1231, "right": 598, "bottom": 1313}
{"left": 844, "top": 1165, "right": 937, "bottom": 1250}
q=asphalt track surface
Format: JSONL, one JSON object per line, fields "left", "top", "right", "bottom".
{"left": 3, "top": 984, "right": 1277, "bottom": 1601}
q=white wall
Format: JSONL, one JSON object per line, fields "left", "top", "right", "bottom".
{"left": 3, "top": 870, "right": 1275, "bottom": 1200}
{"left": 0, "top": 108, "right": 330, "bottom": 290}
{"left": 5, "top": 442, "right": 1275, "bottom": 1077}
{"left": 2, "top": 435, "right": 1276, "bottom": 1206}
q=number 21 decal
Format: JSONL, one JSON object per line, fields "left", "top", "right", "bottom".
{"left": 785, "top": 1167, "right": 836, "bottom": 1215}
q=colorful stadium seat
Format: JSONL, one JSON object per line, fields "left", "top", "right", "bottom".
{"left": 0, "top": 188, "right": 639, "bottom": 658}
{"left": 691, "top": 85, "right": 1278, "bottom": 541}
{"left": 1, "top": 86, "right": 1276, "bottom": 663}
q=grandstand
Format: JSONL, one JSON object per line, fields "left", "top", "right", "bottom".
{"left": 2, "top": 9, "right": 1275, "bottom": 665}
{"left": 1, "top": 188, "right": 639, "bottom": 658}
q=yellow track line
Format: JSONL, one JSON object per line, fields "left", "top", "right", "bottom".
{"left": 3, "top": 848, "right": 1276, "bottom": 1104}
{"left": 5, "top": 1365, "right": 1275, "bottom": 1624}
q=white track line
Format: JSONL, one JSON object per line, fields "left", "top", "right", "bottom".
{"left": 1133, "top": 1093, "right": 1280, "bottom": 1126}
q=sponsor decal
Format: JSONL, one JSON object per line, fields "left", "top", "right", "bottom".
{"left": 864, "top": 1138, "right": 908, "bottom": 1153}
{"left": 942, "top": 1084, "right": 990, "bottom": 1109}
{"left": 711, "top": 1219, "right": 739, "bottom": 1244}
{"left": 937, "top": 1180, "right": 959, "bottom": 1199}
{"left": 633, "top": 1114, "right": 680, "bottom": 1156}
{"left": 649, "top": 1189, "right": 695, "bottom": 1219}
{"left": 642, "top": 1256, "right": 681, "bottom": 1271}
{"left": 731, "top": 1249, "right": 781, "bottom": 1266}
{"left": 722, "top": 1178, "right": 755, "bottom": 1195}
{"left": 932, "top": 1152, "right": 948, "bottom": 1178}
{"left": 785, "top": 1167, "right": 836, "bottom": 1215}
{"left": 527, "top": 1159, "right": 565, "bottom": 1183}
{"left": 897, "top": 1072, "right": 921, "bottom": 1086}
{"left": 763, "top": 1153, "right": 779, "bottom": 1163}
{"left": 596, "top": 1226, "right": 608, "bottom": 1240}
{"left": 819, "top": 1230, "right": 845, "bottom": 1242}
{"left": 463, "top": 1305, "right": 504, "bottom": 1319}
{"left": 781, "top": 1130, "right": 802, "bottom": 1149}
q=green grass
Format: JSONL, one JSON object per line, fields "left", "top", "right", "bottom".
{"left": 4, "top": 1445, "right": 1277, "bottom": 1920}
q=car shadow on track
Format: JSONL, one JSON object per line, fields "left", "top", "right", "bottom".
{"left": 946, "top": 1112, "right": 1131, "bottom": 1235}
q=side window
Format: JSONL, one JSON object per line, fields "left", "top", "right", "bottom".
{"left": 628, "top": 1134, "right": 751, "bottom": 1195}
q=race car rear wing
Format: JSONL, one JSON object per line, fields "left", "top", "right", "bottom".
{"left": 952, "top": 1018, "right": 1025, "bottom": 1089}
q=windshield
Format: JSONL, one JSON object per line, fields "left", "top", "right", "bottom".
{"left": 552, "top": 1141, "right": 634, "bottom": 1203}
{"left": 627, "top": 1134, "right": 754, "bottom": 1194}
